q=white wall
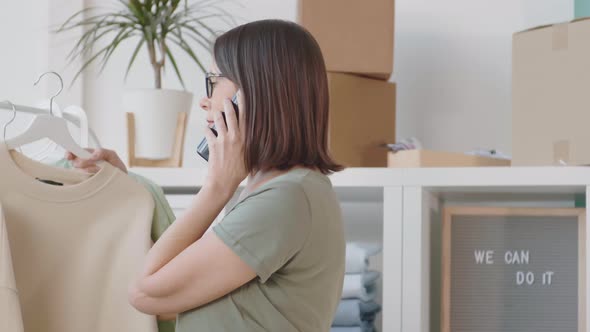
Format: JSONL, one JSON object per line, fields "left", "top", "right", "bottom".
{"left": 0, "top": 0, "right": 51, "bottom": 137}
{"left": 393, "top": 0, "right": 573, "bottom": 155}
{"left": 0, "top": 0, "right": 50, "bottom": 105}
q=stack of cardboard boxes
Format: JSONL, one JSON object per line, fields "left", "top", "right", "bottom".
{"left": 299, "top": 0, "right": 396, "bottom": 167}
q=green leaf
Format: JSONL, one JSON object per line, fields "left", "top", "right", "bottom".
{"left": 98, "top": 28, "right": 135, "bottom": 73}
{"left": 125, "top": 38, "right": 146, "bottom": 81}
{"left": 177, "top": 23, "right": 213, "bottom": 47}
{"left": 165, "top": 45, "right": 185, "bottom": 89}
{"left": 57, "top": 12, "right": 108, "bottom": 32}
{"left": 60, "top": 12, "right": 140, "bottom": 61}
{"left": 182, "top": 6, "right": 237, "bottom": 36}
{"left": 190, "top": 0, "right": 239, "bottom": 16}
{"left": 68, "top": 18, "right": 138, "bottom": 62}
{"left": 68, "top": 25, "right": 117, "bottom": 61}
{"left": 145, "top": 0, "right": 154, "bottom": 11}
{"left": 175, "top": 27, "right": 211, "bottom": 51}
{"left": 183, "top": 19, "right": 219, "bottom": 38}
{"left": 57, "top": 7, "right": 96, "bottom": 31}
{"left": 126, "top": 0, "right": 146, "bottom": 24}
{"left": 99, "top": 32, "right": 137, "bottom": 74}
{"left": 168, "top": 36, "right": 206, "bottom": 74}
{"left": 207, "top": 4, "right": 239, "bottom": 26}
{"left": 184, "top": 33, "right": 213, "bottom": 52}
{"left": 170, "top": 0, "right": 181, "bottom": 13}
{"left": 70, "top": 43, "right": 114, "bottom": 87}
{"left": 193, "top": 0, "right": 223, "bottom": 8}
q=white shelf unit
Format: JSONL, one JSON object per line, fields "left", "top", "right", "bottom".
{"left": 130, "top": 166, "right": 590, "bottom": 332}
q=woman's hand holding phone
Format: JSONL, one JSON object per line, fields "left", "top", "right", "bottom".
{"left": 196, "top": 94, "right": 239, "bottom": 159}
{"left": 202, "top": 91, "right": 248, "bottom": 197}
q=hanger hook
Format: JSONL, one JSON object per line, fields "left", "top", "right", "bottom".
{"left": 2, "top": 100, "right": 17, "bottom": 141}
{"left": 33, "top": 71, "right": 64, "bottom": 116}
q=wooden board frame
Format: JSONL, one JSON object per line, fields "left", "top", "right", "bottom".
{"left": 441, "top": 207, "right": 586, "bottom": 332}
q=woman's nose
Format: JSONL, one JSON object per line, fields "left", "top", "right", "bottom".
{"left": 199, "top": 97, "right": 211, "bottom": 111}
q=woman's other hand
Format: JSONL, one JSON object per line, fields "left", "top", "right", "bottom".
{"left": 203, "top": 91, "right": 248, "bottom": 196}
{"left": 65, "top": 148, "right": 127, "bottom": 174}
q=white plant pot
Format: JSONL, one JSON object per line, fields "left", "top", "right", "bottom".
{"left": 123, "top": 89, "right": 193, "bottom": 160}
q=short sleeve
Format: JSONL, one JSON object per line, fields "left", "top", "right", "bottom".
{"left": 213, "top": 184, "right": 311, "bottom": 282}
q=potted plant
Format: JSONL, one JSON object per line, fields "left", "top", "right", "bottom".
{"left": 58, "top": 0, "right": 233, "bottom": 159}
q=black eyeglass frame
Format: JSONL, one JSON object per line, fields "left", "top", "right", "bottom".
{"left": 205, "top": 72, "right": 224, "bottom": 98}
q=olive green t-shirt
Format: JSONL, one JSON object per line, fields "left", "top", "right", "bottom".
{"left": 177, "top": 168, "right": 345, "bottom": 332}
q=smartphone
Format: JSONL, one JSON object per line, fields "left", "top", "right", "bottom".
{"left": 196, "top": 92, "right": 240, "bottom": 161}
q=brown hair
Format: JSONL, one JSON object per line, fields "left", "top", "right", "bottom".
{"left": 214, "top": 19, "right": 343, "bottom": 175}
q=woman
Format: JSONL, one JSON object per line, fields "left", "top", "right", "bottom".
{"left": 68, "top": 19, "right": 345, "bottom": 331}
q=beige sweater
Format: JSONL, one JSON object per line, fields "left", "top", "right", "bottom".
{"left": 0, "top": 204, "right": 23, "bottom": 331}
{"left": 0, "top": 143, "right": 157, "bottom": 332}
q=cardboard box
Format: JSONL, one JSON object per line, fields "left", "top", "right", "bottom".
{"left": 387, "top": 150, "right": 511, "bottom": 168}
{"left": 299, "top": 0, "right": 394, "bottom": 80}
{"left": 512, "top": 18, "right": 590, "bottom": 166}
{"left": 328, "top": 73, "right": 395, "bottom": 167}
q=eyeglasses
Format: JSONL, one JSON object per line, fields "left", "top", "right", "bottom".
{"left": 205, "top": 72, "right": 224, "bottom": 98}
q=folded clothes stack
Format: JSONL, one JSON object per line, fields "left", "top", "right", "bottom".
{"left": 331, "top": 243, "right": 382, "bottom": 332}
